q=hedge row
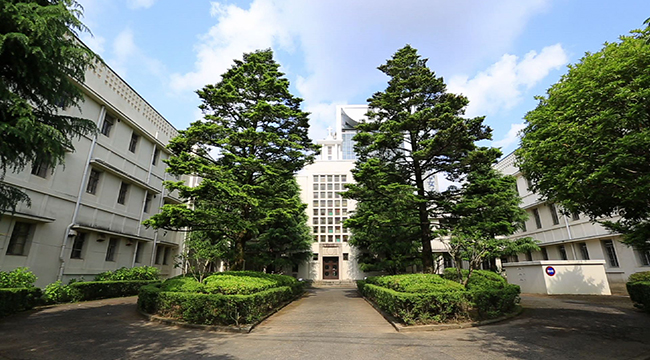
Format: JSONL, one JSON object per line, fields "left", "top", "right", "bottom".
{"left": 0, "top": 288, "right": 42, "bottom": 316}
{"left": 138, "top": 281, "right": 304, "bottom": 325}
{"left": 627, "top": 281, "right": 650, "bottom": 312}
{"left": 358, "top": 271, "right": 521, "bottom": 325}
{"left": 69, "top": 280, "right": 161, "bottom": 301}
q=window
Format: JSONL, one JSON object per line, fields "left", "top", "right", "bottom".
{"left": 313, "top": 183, "right": 319, "bottom": 190}
{"left": 70, "top": 233, "right": 86, "bottom": 259}
{"left": 579, "top": 242, "right": 589, "bottom": 260}
{"left": 443, "top": 254, "right": 453, "bottom": 269}
{"left": 525, "top": 251, "right": 533, "bottom": 261}
{"left": 163, "top": 247, "right": 170, "bottom": 265}
{"left": 638, "top": 248, "right": 650, "bottom": 266}
{"left": 155, "top": 246, "right": 164, "bottom": 265}
{"left": 559, "top": 245, "right": 568, "bottom": 260}
{"left": 341, "top": 175, "right": 346, "bottom": 182}
{"left": 343, "top": 253, "right": 349, "bottom": 261}
{"left": 128, "top": 132, "right": 139, "bottom": 153}
{"left": 602, "top": 240, "right": 619, "bottom": 267}
{"left": 541, "top": 247, "right": 549, "bottom": 260}
{"left": 100, "top": 114, "right": 115, "bottom": 136}
{"left": 313, "top": 175, "right": 319, "bottom": 183}
{"left": 520, "top": 220, "right": 527, "bottom": 232}
{"left": 152, "top": 147, "right": 160, "bottom": 165}
{"left": 533, "top": 208, "right": 542, "bottom": 229}
{"left": 31, "top": 159, "right": 49, "bottom": 178}
{"left": 6, "top": 222, "right": 32, "bottom": 255}
{"left": 143, "top": 193, "right": 153, "bottom": 213}
{"left": 312, "top": 253, "right": 318, "bottom": 261}
{"left": 134, "top": 241, "right": 144, "bottom": 263}
{"left": 572, "top": 212, "right": 580, "bottom": 221}
{"left": 86, "top": 169, "right": 101, "bottom": 194}
{"left": 526, "top": 177, "right": 533, "bottom": 189}
{"left": 549, "top": 203, "right": 559, "bottom": 225}
{"left": 117, "top": 182, "right": 129, "bottom": 205}
{"left": 105, "top": 238, "right": 119, "bottom": 261}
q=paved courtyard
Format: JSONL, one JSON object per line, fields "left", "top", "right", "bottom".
{"left": 0, "top": 287, "right": 649, "bottom": 360}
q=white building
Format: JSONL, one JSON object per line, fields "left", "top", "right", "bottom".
{"left": 495, "top": 151, "right": 650, "bottom": 293}
{"left": 0, "top": 55, "right": 185, "bottom": 287}
{"left": 294, "top": 105, "right": 376, "bottom": 281}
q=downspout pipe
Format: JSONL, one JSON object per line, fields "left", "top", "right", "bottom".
{"left": 58, "top": 106, "right": 105, "bottom": 281}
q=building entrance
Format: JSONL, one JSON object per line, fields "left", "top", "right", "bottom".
{"left": 322, "top": 257, "right": 339, "bottom": 279}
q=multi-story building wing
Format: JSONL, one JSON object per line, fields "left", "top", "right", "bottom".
{"left": 495, "top": 151, "right": 650, "bottom": 293}
{"left": 0, "top": 57, "right": 185, "bottom": 287}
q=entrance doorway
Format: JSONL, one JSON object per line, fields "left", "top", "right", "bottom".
{"left": 322, "top": 256, "right": 339, "bottom": 280}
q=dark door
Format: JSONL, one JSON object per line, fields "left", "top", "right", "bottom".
{"left": 322, "top": 256, "right": 339, "bottom": 279}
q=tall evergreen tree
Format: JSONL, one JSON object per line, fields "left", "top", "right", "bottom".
{"left": 0, "top": 0, "right": 98, "bottom": 211}
{"left": 145, "top": 49, "right": 318, "bottom": 270}
{"left": 351, "top": 45, "right": 491, "bottom": 272}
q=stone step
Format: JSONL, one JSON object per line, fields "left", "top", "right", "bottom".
{"left": 310, "top": 280, "right": 358, "bottom": 288}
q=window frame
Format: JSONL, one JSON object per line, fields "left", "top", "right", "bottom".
{"left": 86, "top": 169, "right": 101, "bottom": 195}
{"left": 31, "top": 159, "right": 49, "bottom": 178}
{"left": 105, "top": 237, "right": 119, "bottom": 262}
{"left": 128, "top": 132, "right": 139, "bottom": 153}
{"left": 533, "top": 208, "right": 542, "bottom": 229}
{"left": 602, "top": 240, "right": 620, "bottom": 267}
{"left": 117, "top": 182, "right": 129, "bottom": 205}
{"left": 100, "top": 114, "right": 115, "bottom": 137}
{"left": 549, "top": 203, "right": 560, "bottom": 225}
{"left": 6, "top": 222, "right": 33, "bottom": 256}
{"left": 70, "top": 233, "right": 86, "bottom": 259}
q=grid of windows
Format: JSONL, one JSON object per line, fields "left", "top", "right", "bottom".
{"left": 342, "top": 133, "right": 357, "bottom": 160}
{"left": 311, "top": 174, "right": 350, "bottom": 242}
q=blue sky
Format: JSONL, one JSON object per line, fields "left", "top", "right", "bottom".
{"left": 76, "top": 0, "right": 650, "bottom": 156}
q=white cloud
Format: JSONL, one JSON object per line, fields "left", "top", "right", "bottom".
{"left": 107, "top": 28, "right": 166, "bottom": 82}
{"left": 126, "top": 0, "right": 156, "bottom": 9}
{"left": 492, "top": 123, "right": 526, "bottom": 150}
{"left": 448, "top": 44, "right": 568, "bottom": 117}
{"left": 80, "top": 33, "right": 105, "bottom": 55}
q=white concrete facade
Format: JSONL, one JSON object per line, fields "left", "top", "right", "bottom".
{"left": 495, "top": 152, "right": 650, "bottom": 293}
{"left": 0, "top": 56, "right": 185, "bottom": 287}
{"left": 503, "top": 260, "right": 611, "bottom": 295}
{"left": 293, "top": 105, "right": 378, "bottom": 281}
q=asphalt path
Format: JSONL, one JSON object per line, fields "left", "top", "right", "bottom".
{"left": 0, "top": 287, "right": 649, "bottom": 360}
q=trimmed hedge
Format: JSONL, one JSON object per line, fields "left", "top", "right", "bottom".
{"left": 70, "top": 280, "right": 161, "bottom": 301}
{"left": 0, "top": 287, "right": 42, "bottom": 316}
{"left": 627, "top": 280, "right": 650, "bottom": 312}
{"left": 359, "top": 271, "right": 520, "bottom": 325}
{"left": 94, "top": 266, "right": 160, "bottom": 281}
{"left": 628, "top": 271, "right": 650, "bottom": 283}
{"left": 138, "top": 272, "right": 304, "bottom": 326}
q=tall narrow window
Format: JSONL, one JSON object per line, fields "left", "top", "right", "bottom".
{"left": 526, "top": 177, "right": 533, "bottom": 189}
{"left": 86, "top": 169, "right": 101, "bottom": 194}
{"left": 70, "top": 233, "right": 86, "bottom": 259}
{"left": 100, "top": 114, "right": 114, "bottom": 137}
{"left": 163, "top": 246, "right": 171, "bottom": 265}
{"left": 602, "top": 240, "right": 619, "bottom": 267}
{"left": 105, "top": 238, "right": 119, "bottom": 261}
{"left": 638, "top": 248, "right": 650, "bottom": 266}
{"left": 520, "top": 220, "right": 527, "bottom": 232}
{"left": 152, "top": 147, "right": 160, "bottom": 165}
{"left": 6, "top": 222, "right": 32, "bottom": 255}
{"left": 525, "top": 251, "right": 533, "bottom": 261}
{"left": 128, "top": 132, "right": 139, "bottom": 153}
{"left": 559, "top": 245, "right": 568, "bottom": 260}
{"left": 533, "top": 208, "right": 542, "bottom": 229}
{"left": 579, "top": 242, "right": 590, "bottom": 260}
{"left": 134, "top": 241, "right": 144, "bottom": 263}
{"left": 155, "top": 246, "right": 164, "bottom": 265}
{"left": 117, "top": 182, "right": 129, "bottom": 205}
{"left": 143, "top": 193, "right": 153, "bottom": 213}
{"left": 541, "top": 247, "right": 549, "bottom": 260}
{"left": 31, "top": 159, "right": 49, "bottom": 178}
{"left": 572, "top": 212, "right": 580, "bottom": 221}
{"left": 549, "top": 203, "right": 560, "bottom": 225}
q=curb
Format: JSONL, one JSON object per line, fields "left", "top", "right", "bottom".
{"left": 138, "top": 291, "right": 306, "bottom": 334}
{"left": 360, "top": 291, "right": 524, "bottom": 332}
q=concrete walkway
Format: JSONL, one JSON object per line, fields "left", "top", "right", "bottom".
{"left": 0, "top": 289, "right": 649, "bottom": 359}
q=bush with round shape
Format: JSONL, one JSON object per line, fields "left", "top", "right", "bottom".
{"left": 0, "top": 267, "right": 37, "bottom": 288}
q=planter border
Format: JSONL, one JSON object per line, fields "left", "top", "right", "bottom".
{"left": 138, "top": 290, "right": 306, "bottom": 333}
{"left": 360, "top": 291, "right": 523, "bottom": 332}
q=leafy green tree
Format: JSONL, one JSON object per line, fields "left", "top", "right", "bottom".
{"left": 351, "top": 45, "right": 492, "bottom": 272}
{"left": 179, "top": 230, "right": 231, "bottom": 282}
{"left": 444, "top": 148, "right": 537, "bottom": 284}
{"left": 344, "top": 159, "right": 421, "bottom": 275}
{"left": 517, "top": 26, "right": 650, "bottom": 250}
{"left": 0, "top": 0, "right": 98, "bottom": 211}
{"left": 145, "top": 49, "right": 318, "bottom": 271}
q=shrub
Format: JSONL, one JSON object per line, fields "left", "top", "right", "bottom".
{"left": 628, "top": 271, "right": 650, "bottom": 283}
{"left": 469, "top": 284, "right": 520, "bottom": 319}
{"left": 442, "top": 268, "right": 507, "bottom": 288}
{"left": 161, "top": 277, "right": 207, "bottom": 293}
{"left": 42, "top": 281, "right": 76, "bottom": 304}
{"left": 70, "top": 280, "right": 160, "bottom": 301}
{"left": 138, "top": 271, "right": 305, "bottom": 325}
{"left": 0, "top": 267, "right": 37, "bottom": 288}
{"left": 366, "top": 274, "right": 464, "bottom": 293}
{"left": 94, "top": 266, "right": 159, "bottom": 281}
{"left": 627, "top": 280, "right": 650, "bottom": 312}
{"left": 360, "top": 283, "right": 469, "bottom": 324}
{"left": 0, "top": 287, "right": 42, "bottom": 316}
{"left": 203, "top": 275, "right": 277, "bottom": 295}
